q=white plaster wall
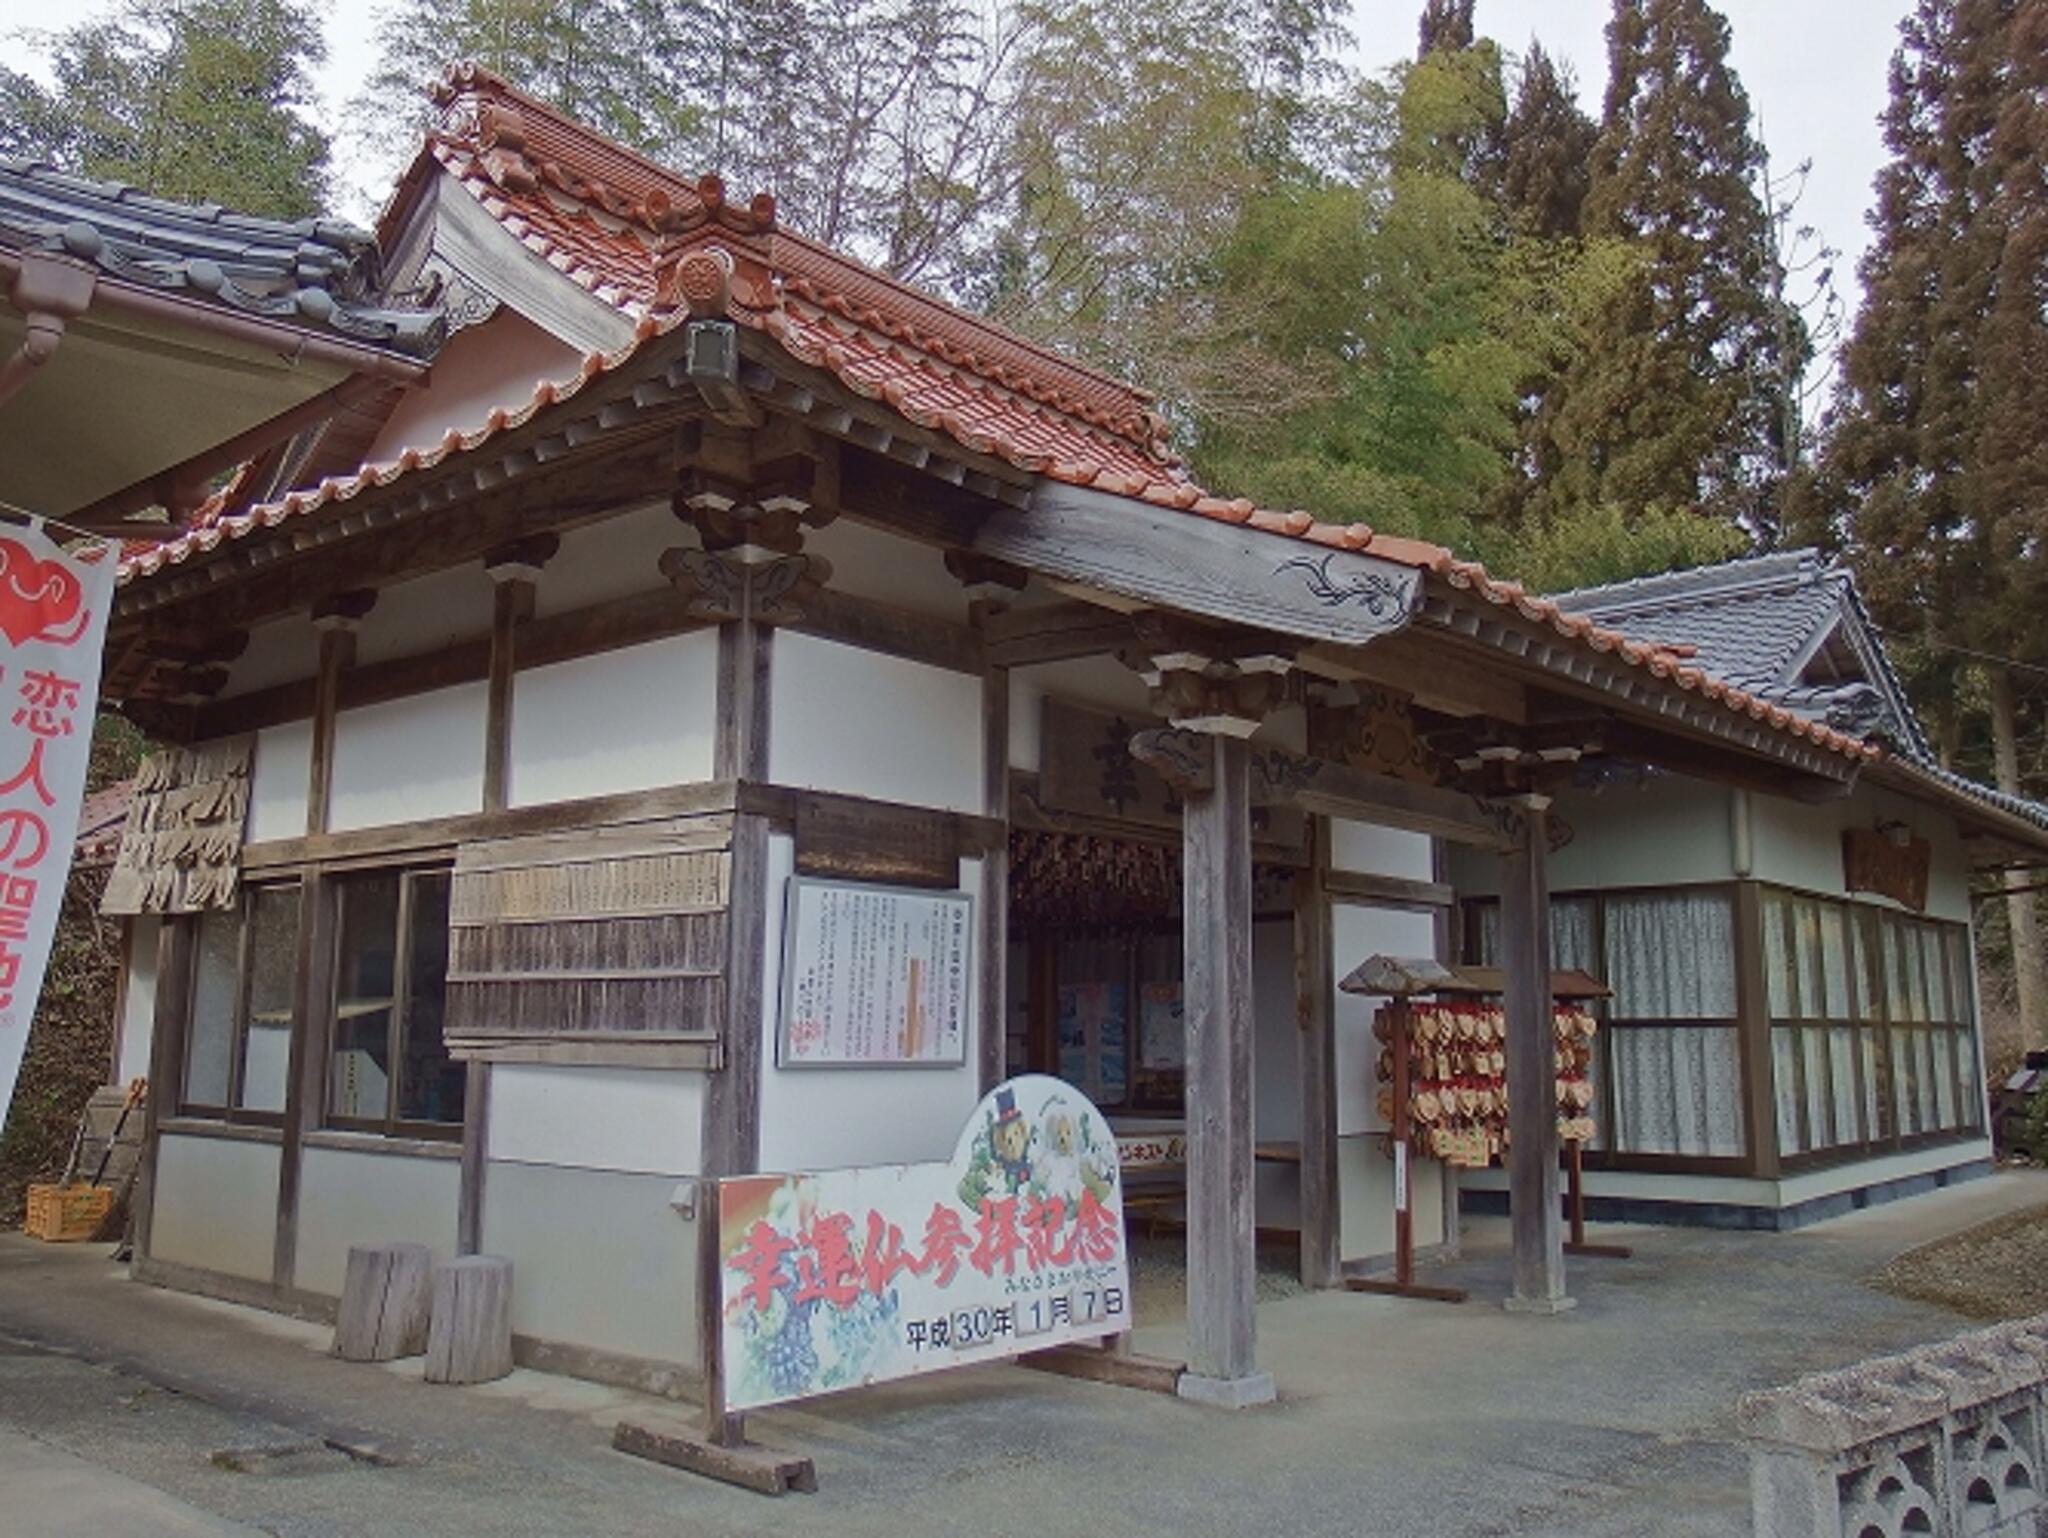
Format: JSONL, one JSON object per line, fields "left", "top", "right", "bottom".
{"left": 1339, "top": 1135, "right": 1444, "bottom": 1260}
{"left": 508, "top": 634, "right": 717, "bottom": 807}
{"left": 1253, "top": 918, "right": 1302, "bottom": 1230}
{"left": 480, "top": 1162, "right": 698, "bottom": 1368}
{"left": 1008, "top": 657, "right": 1153, "bottom": 776}
{"left": 1330, "top": 819, "right": 1435, "bottom": 882}
{"left": 756, "top": 835, "right": 983, "bottom": 1170}
{"left": 1749, "top": 781, "right": 1973, "bottom": 923}
{"left": 150, "top": 1134, "right": 280, "bottom": 1281}
{"left": 803, "top": 518, "right": 971, "bottom": 622}
{"left": 1330, "top": 900, "right": 1443, "bottom": 1262}
{"left": 293, "top": 1145, "right": 459, "bottom": 1297}
{"left": 353, "top": 562, "right": 496, "bottom": 668}
{"left": 1449, "top": 775, "right": 1735, "bottom": 897}
{"left": 115, "top": 916, "right": 159, "bottom": 1083}
{"left": 219, "top": 614, "right": 319, "bottom": 700}
{"left": 246, "top": 721, "right": 312, "bottom": 843}
{"left": 328, "top": 683, "right": 487, "bottom": 831}
{"left": 769, "top": 634, "right": 983, "bottom": 815}
{"left": 531, "top": 500, "right": 675, "bottom": 618}
{"left": 366, "top": 310, "right": 584, "bottom": 466}
{"left": 1331, "top": 903, "right": 1439, "bottom": 1137}
{"left": 488, "top": 1066, "right": 704, "bottom": 1176}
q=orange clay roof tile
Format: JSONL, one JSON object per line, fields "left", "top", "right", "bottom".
{"left": 114, "top": 62, "right": 1879, "bottom": 768}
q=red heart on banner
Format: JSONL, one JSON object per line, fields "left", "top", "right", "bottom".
{"left": 0, "top": 540, "right": 82, "bottom": 647}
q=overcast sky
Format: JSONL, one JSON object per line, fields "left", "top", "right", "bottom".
{"left": 20, "top": 0, "right": 1913, "bottom": 337}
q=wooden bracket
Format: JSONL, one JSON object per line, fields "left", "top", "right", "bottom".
{"left": 659, "top": 548, "right": 826, "bottom": 624}
{"left": 311, "top": 588, "right": 378, "bottom": 629}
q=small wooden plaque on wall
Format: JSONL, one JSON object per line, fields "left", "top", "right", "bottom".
{"left": 1843, "top": 826, "right": 1932, "bottom": 912}
{"left": 793, "top": 794, "right": 960, "bottom": 889}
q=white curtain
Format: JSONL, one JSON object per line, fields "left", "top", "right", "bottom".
{"left": 1612, "top": 1025, "right": 1745, "bottom": 1156}
{"left": 1603, "top": 892, "right": 1737, "bottom": 1020}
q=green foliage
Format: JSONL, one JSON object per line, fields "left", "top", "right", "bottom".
{"left": 0, "top": 0, "right": 331, "bottom": 217}
{"left": 1473, "top": 501, "right": 1747, "bottom": 594}
{"left": 1819, "top": 0, "right": 2048, "bottom": 773}
{"left": 1537, "top": 0, "right": 1785, "bottom": 533}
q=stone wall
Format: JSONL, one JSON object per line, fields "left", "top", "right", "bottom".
{"left": 1740, "top": 1314, "right": 2048, "bottom": 1536}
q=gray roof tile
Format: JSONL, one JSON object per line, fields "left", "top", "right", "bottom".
{"left": 0, "top": 157, "right": 445, "bottom": 358}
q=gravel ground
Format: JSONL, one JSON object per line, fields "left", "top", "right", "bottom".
{"left": 1870, "top": 1194, "right": 2048, "bottom": 1320}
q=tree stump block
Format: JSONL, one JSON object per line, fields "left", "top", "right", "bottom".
{"left": 332, "top": 1243, "right": 434, "bottom": 1362}
{"left": 424, "top": 1255, "right": 514, "bottom": 1385}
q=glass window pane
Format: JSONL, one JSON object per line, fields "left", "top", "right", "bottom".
{"left": 1802, "top": 1026, "right": 1831, "bottom": 1147}
{"left": 1794, "top": 903, "right": 1825, "bottom": 1022}
{"left": 1763, "top": 895, "right": 1794, "bottom": 1018}
{"left": 1772, "top": 1028, "right": 1803, "bottom": 1155}
{"left": 1853, "top": 911, "right": 1885, "bottom": 1024}
{"left": 1947, "top": 929, "right": 1975, "bottom": 1025}
{"left": 1551, "top": 898, "right": 1597, "bottom": 973}
{"left": 1604, "top": 892, "right": 1736, "bottom": 1019}
{"left": 1891, "top": 1028, "right": 1917, "bottom": 1135}
{"left": 329, "top": 874, "right": 399, "bottom": 1123}
{"left": 1918, "top": 928, "right": 1946, "bottom": 1024}
{"left": 235, "top": 886, "right": 296, "bottom": 1113}
{"left": 1956, "top": 1032, "right": 1981, "bottom": 1129}
{"left": 1932, "top": 1029, "right": 1957, "bottom": 1129}
{"left": 1915, "top": 1029, "right": 1938, "bottom": 1130}
{"left": 1609, "top": 1024, "right": 1744, "bottom": 1157}
{"left": 1829, "top": 1025, "right": 1861, "bottom": 1145}
{"left": 1885, "top": 920, "right": 1912, "bottom": 1021}
{"left": 1818, "top": 906, "right": 1851, "bottom": 1018}
{"left": 397, "top": 873, "right": 461, "bottom": 1125}
{"left": 184, "top": 910, "right": 238, "bottom": 1107}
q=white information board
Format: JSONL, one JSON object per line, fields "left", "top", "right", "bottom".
{"left": 777, "top": 876, "right": 973, "bottom": 1066}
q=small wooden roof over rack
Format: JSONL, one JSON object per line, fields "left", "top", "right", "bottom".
{"left": 1337, "top": 955, "right": 1612, "bottom": 1000}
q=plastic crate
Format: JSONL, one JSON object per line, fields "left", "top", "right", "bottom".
{"left": 23, "top": 1181, "right": 112, "bottom": 1242}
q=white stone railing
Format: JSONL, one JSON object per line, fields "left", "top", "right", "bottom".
{"left": 1739, "top": 1313, "right": 2048, "bottom": 1537}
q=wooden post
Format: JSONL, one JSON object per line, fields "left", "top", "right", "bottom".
{"left": 1500, "top": 795, "right": 1572, "bottom": 1314}
{"left": 1561, "top": 1140, "right": 1632, "bottom": 1260}
{"left": 131, "top": 917, "right": 194, "bottom": 1266}
{"left": 274, "top": 594, "right": 369, "bottom": 1291}
{"left": 1344, "top": 999, "right": 1467, "bottom": 1305}
{"left": 1734, "top": 880, "right": 1781, "bottom": 1179}
{"left": 978, "top": 661, "right": 1010, "bottom": 1095}
{"left": 1177, "top": 731, "right": 1274, "bottom": 1408}
{"left": 698, "top": 558, "right": 773, "bottom": 1448}
{"left": 1294, "top": 818, "right": 1338, "bottom": 1289}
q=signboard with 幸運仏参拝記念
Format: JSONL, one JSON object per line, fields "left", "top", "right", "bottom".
{"left": 777, "top": 877, "right": 972, "bottom": 1066}
{"left": 716, "top": 1075, "right": 1131, "bottom": 1410}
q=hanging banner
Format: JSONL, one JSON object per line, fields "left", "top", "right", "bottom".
{"left": 717, "top": 1075, "right": 1131, "bottom": 1411}
{"left": 0, "top": 529, "right": 116, "bottom": 1128}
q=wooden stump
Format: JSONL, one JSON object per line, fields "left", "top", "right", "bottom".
{"left": 332, "top": 1243, "right": 434, "bottom": 1362}
{"left": 424, "top": 1255, "right": 514, "bottom": 1385}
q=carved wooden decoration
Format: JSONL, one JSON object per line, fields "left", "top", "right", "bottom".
{"left": 1843, "top": 825, "right": 1932, "bottom": 912}
{"left": 1308, "top": 686, "right": 1445, "bottom": 786}
{"left": 660, "top": 548, "right": 826, "bottom": 624}
{"left": 100, "top": 737, "right": 253, "bottom": 915}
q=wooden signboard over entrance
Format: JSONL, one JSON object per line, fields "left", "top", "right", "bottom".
{"left": 1843, "top": 826, "right": 1931, "bottom": 912}
{"left": 1038, "top": 697, "right": 1305, "bottom": 846}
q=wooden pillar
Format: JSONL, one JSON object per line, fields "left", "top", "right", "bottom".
{"left": 978, "top": 662, "right": 1010, "bottom": 1094}
{"left": 1179, "top": 731, "right": 1274, "bottom": 1406}
{"left": 698, "top": 557, "right": 774, "bottom": 1446}
{"left": 1295, "top": 818, "right": 1339, "bottom": 1288}
{"left": 273, "top": 591, "right": 371, "bottom": 1292}
{"left": 460, "top": 542, "right": 553, "bottom": 1257}
{"left": 1733, "top": 881, "right": 1780, "bottom": 1178}
{"left": 131, "top": 917, "right": 194, "bottom": 1266}
{"left": 1499, "top": 793, "right": 1571, "bottom": 1314}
